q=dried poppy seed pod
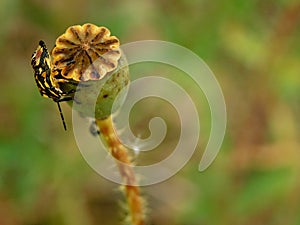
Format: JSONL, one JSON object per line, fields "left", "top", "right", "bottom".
{"left": 51, "top": 23, "right": 129, "bottom": 119}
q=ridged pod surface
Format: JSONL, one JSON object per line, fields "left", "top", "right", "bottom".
{"left": 51, "top": 23, "right": 129, "bottom": 119}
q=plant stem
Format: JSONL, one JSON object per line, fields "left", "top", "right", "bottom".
{"left": 96, "top": 116, "right": 145, "bottom": 225}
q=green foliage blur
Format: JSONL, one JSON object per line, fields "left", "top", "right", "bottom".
{"left": 0, "top": 0, "right": 300, "bottom": 225}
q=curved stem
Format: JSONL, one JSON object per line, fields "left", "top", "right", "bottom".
{"left": 96, "top": 116, "right": 145, "bottom": 225}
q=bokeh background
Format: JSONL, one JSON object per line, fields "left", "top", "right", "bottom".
{"left": 1, "top": 0, "right": 300, "bottom": 225}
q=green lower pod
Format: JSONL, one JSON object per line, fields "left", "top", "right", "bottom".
{"left": 67, "top": 56, "right": 129, "bottom": 119}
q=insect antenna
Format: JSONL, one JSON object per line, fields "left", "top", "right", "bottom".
{"left": 56, "top": 102, "right": 67, "bottom": 130}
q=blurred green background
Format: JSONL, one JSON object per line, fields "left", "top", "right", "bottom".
{"left": 0, "top": 0, "right": 300, "bottom": 225}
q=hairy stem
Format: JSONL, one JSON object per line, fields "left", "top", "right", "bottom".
{"left": 96, "top": 116, "right": 145, "bottom": 225}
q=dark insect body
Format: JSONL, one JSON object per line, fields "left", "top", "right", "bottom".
{"left": 31, "top": 40, "right": 75, "bottom": 130}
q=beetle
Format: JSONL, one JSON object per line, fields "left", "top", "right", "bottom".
{"left": 31, "top": 40, "right": 76, "bottom": 130}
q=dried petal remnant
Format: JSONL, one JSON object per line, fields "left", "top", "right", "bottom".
{"left": 51, "top": 23, "right": 121, "bottom": 81}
